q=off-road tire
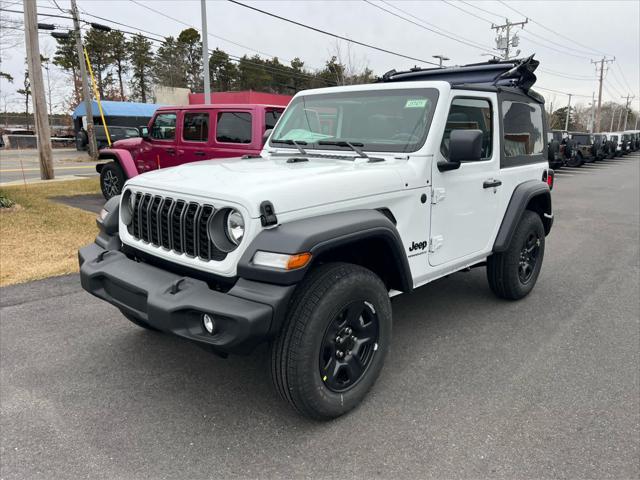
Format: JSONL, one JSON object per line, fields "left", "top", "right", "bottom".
{"left": 100, "top": 161, "right": 125, "bottom": 200}
{"left": 567, "top": 151, "right": 583, "bottom": 167}
{"left": 75, "top": 131, "right": 87, "bottom": 151}
{"left": 487, "top": 210, "right": 545, "bottom": 300}
{"left": 270, "top": 262, "right": 392, "bottom": 420}
{"left": 121, "top": 311, "right": 161, "bottom": 332}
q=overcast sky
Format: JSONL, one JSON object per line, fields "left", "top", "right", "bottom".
{"left": 1, "top": 0, "right": 638, "bottom": 114}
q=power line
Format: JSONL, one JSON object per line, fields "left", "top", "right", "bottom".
{"left": 440, "top": 0, "right": 493, "bottom": 24}
{"left": 458, "top": 0, "right": 504, "bottom": 19}
{"left": 496, "top": 0, "right": 611, "bottom": 57}
{"left": 518, "top": 33, "right": 591, "bottom": 60}
{"left": 615, "top": 63, "right": 634, "bottom": 92}
{"left": 538, "top": 68, "right": 596, "bottom": 82}
{"left": 365, "top": 0, "right": 495, "bottom": 54}
{"left": 2, "top": 6, "right": 335, "bottom": 87}
{"left": 226, "top": 0, "right": 440, "bottom": 66}
{"left": 535, "top": 85, "right": 591, "bottom": 98}
{"left": 126, "top": 0, "right": 291, "bottom": 65}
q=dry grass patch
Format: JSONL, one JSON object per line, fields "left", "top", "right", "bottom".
{"left": 0, "top": 179, "right": 100, "bottom": 286}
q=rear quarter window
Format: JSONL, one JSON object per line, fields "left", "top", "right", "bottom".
{"left": 502, "top": 101, "right": 544, "bottom": 157}
{"left": 216, "top": 112, "right": 252, "bottom": 144}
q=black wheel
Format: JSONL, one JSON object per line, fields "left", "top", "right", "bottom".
{"left": 75, "top": 131, "right": 87, "bottom": 151}
{"left": 270, "top": 263, "right": 391, "bottom": 420}
{"left": 100, "top": 162, "right": 125, "bottom": 200}
{"left": 121, "top": 311, "right": 161, "bottom": 332}
{"left": 487, "top": 210, "right": 545, "bottom": 300}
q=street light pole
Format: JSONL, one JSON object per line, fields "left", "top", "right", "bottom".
{"left": 201, "top": 0, "right": 211, "bottom": 103}
{"left": 564, "top": 94, "right": 572, "bottom": 131}
{"left": 432, "top": 55, "right": 450, "bottom": 68}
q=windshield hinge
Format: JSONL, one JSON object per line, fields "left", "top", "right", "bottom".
{"left": 259, "top": 201, "right": 278, "bottom": 227}
{"left": 431, "top": 188, "right": 446, "bottom": 204}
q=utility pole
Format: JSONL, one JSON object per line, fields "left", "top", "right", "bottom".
{"left": 616, "top": 105, "right": 624, "bottom": 131}
{"left": 591, "top": 56, "right": 615, "bottom": 132}
{"left": 610, "top": 104, "right": 618, "bottom": 132}
{"left": 70, "top": 0, "right": 97, "bottom": 160}
{"left": 201, "top": 0, "right": 211, "bottom": 103}
{"left": 433, "top": 55, "right": 449, "bottom": 68}
{"left": 620, "top": 94, "right": 635, "bottom": 131}
{"left": 491, "top": 18, "right": 528, "bottom": 60}
{"left": 23, "top": 0, "right": 54, "bottom": 180}
{"left": 564, "top": 94, "right": 572, "bottom": 131}
{"left": 589, "top": 92, "right": 595, "bottom": 133}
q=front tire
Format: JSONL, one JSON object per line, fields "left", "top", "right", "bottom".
{"left": 100, "top": 161, "right": 126, "bottom": 200}
{"left": 487, "top": 210, "right": 545, "bottom": 300}
{"left": 270, "top": 263, "right": 392, "bottom": 420}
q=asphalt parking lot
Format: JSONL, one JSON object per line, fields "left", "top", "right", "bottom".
{"left": 1, "top": 153, "right": 638, "bottom": 479}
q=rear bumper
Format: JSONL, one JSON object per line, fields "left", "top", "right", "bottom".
{"left": 79, "top": 242, "right": 295, "bottom": 354}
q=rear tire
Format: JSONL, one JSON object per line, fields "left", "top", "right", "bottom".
{"left": 487, "top": 210, "right": 545, "bottom": 300}
{"left": 100, "top": 161, "right": 126, "bottom": 200}
{"left": 270, "top": 263, "right": 391, "bottom": 420}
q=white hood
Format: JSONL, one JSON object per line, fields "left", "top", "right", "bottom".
{"left": 126, "top": 155, "right": 408, "bottom": 218}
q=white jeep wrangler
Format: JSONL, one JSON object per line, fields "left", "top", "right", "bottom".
{"left": 80, "top": 57, "right": 554, "bottom": 420}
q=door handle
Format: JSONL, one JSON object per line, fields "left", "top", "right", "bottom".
{"left": 194, "top": 151, "right": 206, "bottom": 156}
{"left": 483, "top": 179, "right": 502, "bottom": 189}
{"left": 166, "top": 148, "right": 175, "bottom": 155}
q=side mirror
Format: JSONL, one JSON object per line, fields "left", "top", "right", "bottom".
{"left": 139, "top": 126, "right": 149, "bottom": 139}
{"left": 262, "top": 128, "right": 273, "bottom": 145}
{"left": 438, "top": 129, "right": 483, "bottom": 171}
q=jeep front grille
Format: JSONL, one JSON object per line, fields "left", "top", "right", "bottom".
{"left": 127, "top": 192, "right": 226, "bottom": 262}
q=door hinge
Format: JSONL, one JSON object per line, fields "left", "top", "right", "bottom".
{"left": 429, "top": 235, "right": 444, "bottom": 253}
{"left": 431, "top": 187, "right": 446, "bottom": 204}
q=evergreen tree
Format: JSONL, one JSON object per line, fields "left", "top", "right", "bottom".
{"left": 84, "top": 29, "right": 115, "bottom": 99}
{"left": 177, "top": 28, "right": 202, "bottom": 92}
{"left": 52, "top": 34, "right": 81, "bottom": 103}
{"left": 209, "top": 48, "right": 238, "bottom": 91}
{"left": 109, "top": 31, "right": 129, "bottom": 100}
{"left": 154, "top": 36, "right": 187, "bottom": 88}
{"left": 129, "top": 34, "right": 155, "bottom": 103}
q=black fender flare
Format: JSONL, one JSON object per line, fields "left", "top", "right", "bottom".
{"left": 493, "top": 180, "right": 553, "bottom": 253}
{"left": 238, "top": 209, "right": 413, "bottom": 291}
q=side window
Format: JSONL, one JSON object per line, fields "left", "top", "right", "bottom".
{"left": 150, "top": 112, "right": 176, "bottom": 140}
{"left": 265, "top": 110, "right": 282, "bottom": 130}
{"left": 183, "top": 112, "right": 209, "bottom": 142}
{"left": 216, "top": 112, "right": 252, "bottom": 144}
{"left": 440, "top": 97, "right": 492, "bottom": 160}
{"left": 502, "top": 101, "right": 544, "bottom": 157}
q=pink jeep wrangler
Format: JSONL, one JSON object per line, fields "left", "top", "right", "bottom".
{"left": 97, "top": 104, "right": 285, "bottom": 199}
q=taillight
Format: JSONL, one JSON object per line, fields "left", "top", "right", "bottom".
{"left": 542, "top": 169, "right": 554, "bottom": 190}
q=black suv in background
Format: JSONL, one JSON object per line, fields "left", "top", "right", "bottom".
{"left": 594, "top": 133, "right": 616, "bottom": 159}
{"left": 547, "top": 130, "right": 578, "bottom": 168}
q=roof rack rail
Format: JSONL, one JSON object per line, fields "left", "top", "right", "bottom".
{"left": 379, "top": 55, "right": 540, "bottom": 92}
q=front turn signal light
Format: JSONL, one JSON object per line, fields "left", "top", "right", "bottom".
{"left": 252, "top": 251, "right": 312, "bottom": 270}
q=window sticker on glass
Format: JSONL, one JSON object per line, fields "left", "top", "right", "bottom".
{"left": 405, "top": 99, "right": 428, "bottom": 108}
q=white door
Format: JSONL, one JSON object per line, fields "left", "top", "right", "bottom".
{"left": 429, "top": 94, "right": 501, "bottom": 266}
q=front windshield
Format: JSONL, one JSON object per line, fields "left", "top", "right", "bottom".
{"left": 270, "top": 88, "right": 439, "bottom": 153}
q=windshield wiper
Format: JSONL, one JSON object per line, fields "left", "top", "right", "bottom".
{"left": 271, "top": 139, "right": 308, "bottom": 155}
{"left": 317, "top": 140, "right": 384, "bottom": 162}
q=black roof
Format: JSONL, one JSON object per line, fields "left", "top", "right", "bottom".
{"left": 379, "top": 55, "right": 543, "bottom": 103}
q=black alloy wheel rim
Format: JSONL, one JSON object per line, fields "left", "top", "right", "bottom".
{"left": 103, "top": 170, "right": 120, "bottom": 198}
{"left": 319, "top": 300, "right": 380, "bottom": 393}
{"left": 519, "top": 231, "right": 541, "bottom": 284}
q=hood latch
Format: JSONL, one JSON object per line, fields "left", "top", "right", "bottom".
{"left": 260, "top": 201, "right": 278, "bottom": 227}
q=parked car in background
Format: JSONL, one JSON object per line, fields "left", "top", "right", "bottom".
{"left": 97, "top": 104, "right": 285, "bottom": 199}
{"left": 547, "top": 129, "right": 576, "bottom": 168}
{"left": 569, "top": 133, "right": 598, "bottom": 164}
{"left": 629, "top": 131, "right": 640, "bottom": 151}
{"left": 594, "top": 133, "right": 616, "bottom": 159}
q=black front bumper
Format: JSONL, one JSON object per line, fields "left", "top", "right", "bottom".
{"left": 79, "top": 242, "right": 295, "bottom": 354}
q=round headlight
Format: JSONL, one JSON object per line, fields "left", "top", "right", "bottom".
{"left": 226, "top": 210, "right": 244, "bottom": 245}
{"left": 207, "top": 207, "right": 244, "bottom": 253}
{"left": 121, "top": 189, "right": 134, "bottom": 225}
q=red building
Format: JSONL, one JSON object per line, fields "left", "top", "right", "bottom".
{"left": 189, "top": 91, "right": 292, "bottom": 107}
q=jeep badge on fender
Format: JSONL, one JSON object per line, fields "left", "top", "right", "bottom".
{"left": 79, "top": 55, "right": 553, "bottom": 420}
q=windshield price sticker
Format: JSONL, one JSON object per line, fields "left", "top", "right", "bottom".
{"left": 405, "top": 99, "right": 428, "bottom": 108}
